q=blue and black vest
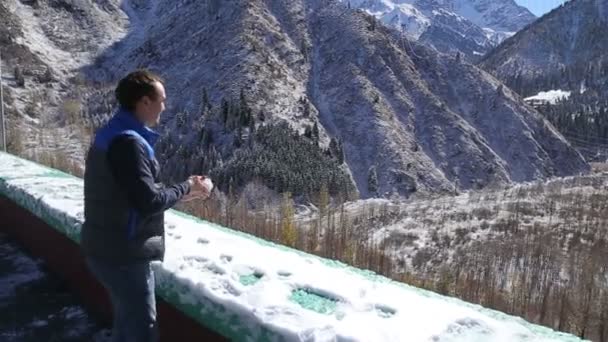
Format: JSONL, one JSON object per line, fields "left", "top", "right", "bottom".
{"left": 81, "top": 109, "right": 166, "bottom": 263}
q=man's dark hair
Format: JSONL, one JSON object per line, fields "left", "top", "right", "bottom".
{"left": 115, "top": 70, "right": 164, "bottom": 111}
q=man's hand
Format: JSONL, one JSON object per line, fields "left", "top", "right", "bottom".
{"left": 182, "top": 175, "right": 213, "bottom": 202}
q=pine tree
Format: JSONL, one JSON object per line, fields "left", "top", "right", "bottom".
{"left": 312, "top": 122, "right": 320, "bottom": 144}
{"left": 221, "top": 99, "right": 229, "bottom": 125}
{"left": 300, "top": 40, "right": 308, "bottom": 61}
{"left": 200, "top": 88, "right": 211, "bottom": 115}
{"left": 234, "top": 127, "right": 243, "bottom": 148}
{"left": 303, "top": 101, "right": 311, "bottom": 117}
{"left": 368, "top": 165, "right": 378, "bottom": 196}
{"left": 337, "top": 138, "right": 345, "bottom": 164}
{"left": 304, "top": 125, "right": 313, "bottom": 139}
{"left": 239, "top": 89, "right": 250, "bottom": 126}
{"left": 14, "top": 66, "right": 25, "bottom": 87}
{"left": 329, "top": 138, "right": 339, "bottom": 159}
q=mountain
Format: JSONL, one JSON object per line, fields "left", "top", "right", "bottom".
{"left": 479, "top": 0, "right": 608, "bottom": 160}
{"left": 1, "top": 0, "right": 587, "bottom": 200}
{"left": 0, "top": 0, "right": 126, "bottom": 165}
{"left": 340, "top": 0, "right": 536, "bottom": 60}
{"left": 85, "top": 0, "right": 588, "bottom": 198}
{"left": 442, "top": 0, "right": 535, "bottom": 32}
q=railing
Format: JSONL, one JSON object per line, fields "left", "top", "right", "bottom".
{"left": 0, "top": 151, "right": 585, "bottom": 342}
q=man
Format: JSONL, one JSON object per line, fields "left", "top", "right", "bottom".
{"left": 81, "top": 70, "right": 211, "bottom": 342}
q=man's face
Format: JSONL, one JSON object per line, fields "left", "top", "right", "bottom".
{"left": 137, "top": 81, "right": 166, "bottom": 127}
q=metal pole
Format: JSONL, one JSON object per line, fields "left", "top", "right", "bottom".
{"left": 0, "top": 50, "right": 6, "bottom": 152}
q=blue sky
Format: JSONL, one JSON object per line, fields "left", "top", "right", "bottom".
{"left": 515, "top": 0, "right": 565, "bottom": 16}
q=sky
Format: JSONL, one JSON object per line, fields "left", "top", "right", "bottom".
{"left": 515, "top": 0, "right": 567, "bottom": 16}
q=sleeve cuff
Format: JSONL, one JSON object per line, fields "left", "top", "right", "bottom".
{"left": 184, "top": 179, "right": 193, "bottom": 195}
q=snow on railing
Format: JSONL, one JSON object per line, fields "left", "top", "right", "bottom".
{"left": 0, "top": 151, "right": 585, "bottom": 341}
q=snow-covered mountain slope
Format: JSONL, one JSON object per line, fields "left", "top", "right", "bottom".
{"left": 478, "top": 0, "right": 608, "bottom": 161}
{"left": 0, "top": 0, "right": 127, "bottom": 163}
{"left": 341, "top": 0, "right": 536, "bottom": 59}
{"left": 479, "top": 0, "right": 608, "bottom": 90}
{"left": 80, "top": 0, "right": 588, "bottom": 198}
{"left": 1, "top": 0, "right": 588, "bottom": 198}
{"left": 442, "top": 0, "right": 535, "bottom": 32}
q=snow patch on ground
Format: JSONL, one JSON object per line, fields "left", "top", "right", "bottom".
{"left": 524, "top": 90, "right": 572, "bottom": 105}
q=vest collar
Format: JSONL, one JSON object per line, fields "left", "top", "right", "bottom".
{"left": 113, "top": 108, "right": 160, "bottom": 147}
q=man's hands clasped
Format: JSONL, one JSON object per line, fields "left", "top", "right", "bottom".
{"left": 182, "top": 175, "right": 214, "bottom": 202}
